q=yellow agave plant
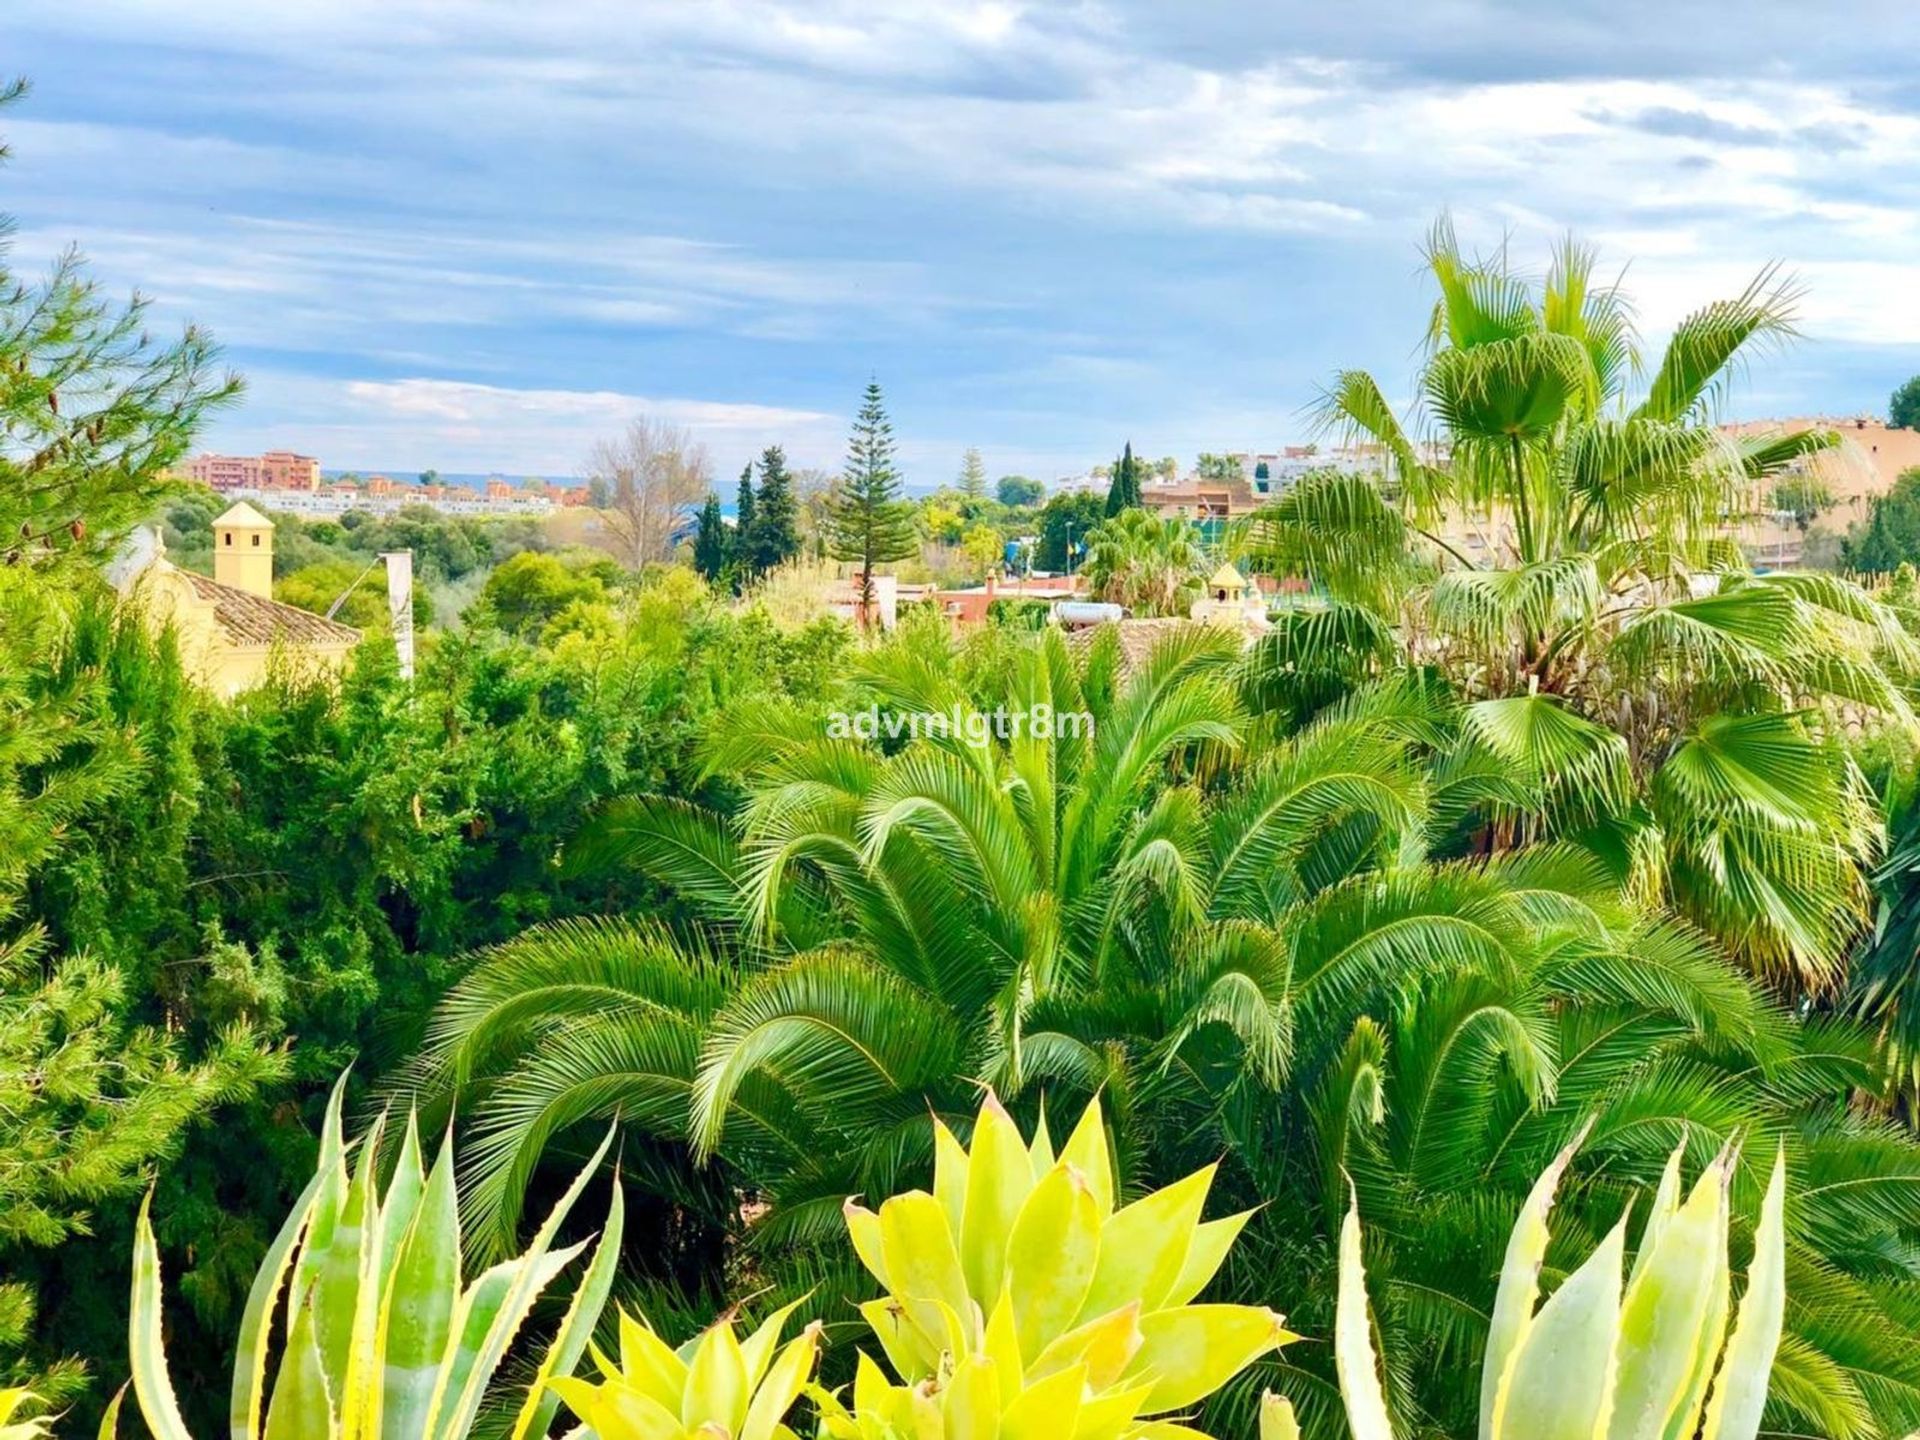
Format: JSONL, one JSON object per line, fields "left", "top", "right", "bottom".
{"left": 1, "top": 1384, "right": 127, "bottom": 1440}
{"left": 118, "top": 1075, "right": 622, "bottom": 1440}
{"left": 827, "top": 1092, "right": 1295, "bottom": 1440}
{"left": 1, "top": 1389, "right": 49, "bottom": 1440}
{"left": 1320, "top": 1128, "right": 1788, "bottom": 1440}
{"left": 547, "top": 1301, "right": 821, "bottom": 1440}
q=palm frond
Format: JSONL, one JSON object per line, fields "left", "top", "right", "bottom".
{"left": 1634, "top": 263, "right": 1803, "bottom": 424}
{"left": 688, "top": 951, "right": 965, "bottom": 1161}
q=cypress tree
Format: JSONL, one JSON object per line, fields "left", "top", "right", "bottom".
{"left": 827, "top": 381, "right": 917, "bottom": 624}
{"left": 692, "top": 492, "right": 728, "bottom": 580}
{"left": 748, "top": 444, "right": 800, "bottom": 573}
{"left": 1104, "top": 440, "right": 1142, "bottom": 517}
{"left": 958, "top": 446, "right": 989, "bottom": 500}
{"left": 733, "top": 463, "right": 757, "bottom": 580}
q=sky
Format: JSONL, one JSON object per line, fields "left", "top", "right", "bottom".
{"left": 8, "top": 1, "right": 1920, "bottom": 486}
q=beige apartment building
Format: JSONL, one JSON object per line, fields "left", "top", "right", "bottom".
{"left": 1722, "top": 416, "right": 1920, "bottom": 564}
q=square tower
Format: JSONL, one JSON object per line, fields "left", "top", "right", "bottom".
{"left": 213, "top": 501, "right": 275, "bottom": 598}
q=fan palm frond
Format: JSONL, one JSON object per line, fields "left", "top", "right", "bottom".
{"left": 1634, "top": 263, "right": 1803, "bottom": 424}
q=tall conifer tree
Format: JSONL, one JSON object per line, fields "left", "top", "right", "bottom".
{"left": 958, "top": 446, "right": 988, "bottom": 500}
{"left": 748, "top": 444, "right": 799, "bottom": 573}
{"left": 732, "top": 463, "right": 757, "bottom": 580}
{"left": 1104, "top": 440, "right": 1143, "bottom": 516}
{"left": 692, "top": 492, "right": 728, "bottom": 580}
{"left": 827, "top": 381, "right": 916, "bottom": 624}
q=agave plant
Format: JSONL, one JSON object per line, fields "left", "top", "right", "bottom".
{"left": 1321, "top": 1128, "right": 1787, "bottom": 1440}
{"left": 1, "top": 1389, "right": 48, "bottom": 1440}
{"left": 118, "top": 1075, "right": 622, "bottom": 1440}
{"left": 822, "top": 1091, "right": 1294, "bottom": 1440}
{"left": 548, "top": 1302, "right": 821, "bottom": 1440}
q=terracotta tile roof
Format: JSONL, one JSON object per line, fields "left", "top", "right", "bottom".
{"left": 1065, "top": 616, "right": 1200, "bottom": 674}
{"left": 180, "top": 571, "right": 362, "bottom": 648}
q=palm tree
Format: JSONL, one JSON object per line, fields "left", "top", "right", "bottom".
{"left": 1081, "top": 509, "right": 1208, "bottom": 616}
{"left": 1245, "top": 219, "right": 1917, "bottom": 987}
{"left": 397, "top": 622, "right": 1920, "bottom": 1438}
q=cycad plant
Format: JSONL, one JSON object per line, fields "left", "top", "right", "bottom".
{"left": 398, "top": 628, "right": 1586, "bottom": 1259}
{"left": 1323, "top": 1131, "right": 1787, "bottom": 1440}
{"left": 117, "top": 1076, "right": 622, "bottom": 1440}
{"left": 1246, "top": 219, "right": 1916, "bottom": 984}
{"left": 399, "top": 622, "right": 1260, "bottom": 1249}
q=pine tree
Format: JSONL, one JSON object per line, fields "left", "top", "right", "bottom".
{"left": 958, "top": 446, "right": 988, "bottom": 500}
{"left": 748, "top": 445, "right": 799, "bottom": 574}
{"left": 0, "top": 81, "right": 266, "bottom": 1404}
{"left": 827, "top": 381, "right": 917, "bottom": 624}
{"left": 1104, "top": 440, "right": 1143, "bottom": 517}
{"left": 733, "top": 463, "right": 758, "bottom": 581}
{"left": 692, "top": 492, "right": 728, "bottom": 581}
{"left": 0, "top": 83, "right": 237, "bottom": 564}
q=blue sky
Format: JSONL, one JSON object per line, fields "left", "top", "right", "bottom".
{"left": 8, "top": 1, "right": 1920, "bottom": 486}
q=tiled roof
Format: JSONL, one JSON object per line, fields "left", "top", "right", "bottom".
{"left": 1065, "top": 616, "right": 1200, "bottom": 674}
{"left": 180, "top": 571, "right": 362, "bottom": 648}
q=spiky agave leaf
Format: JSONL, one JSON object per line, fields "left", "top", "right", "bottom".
{"left": 118, "top": 1072, "right": 621, "bottom": 1440}
{"left": 1333, "top": 1131, "right": 1790, "bottom": 1440}
{"left": 841, "top": 1090, "right": 1292, "bottom": 1432}
{"left": 548, "top": 1303, "right": 820, "bottom": 1440}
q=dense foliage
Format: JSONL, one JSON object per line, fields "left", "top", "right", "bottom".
{"left": 1843, "top": 469, "right": 1920, "bottom": 574}
{"left": 395, "top": 612, "right": 1920, "bottom": 1438}
{"left": 11, "top": 99, "right": 1920, "bottom": 1440}
{"left": 0, "top": 79, "right": 260, "bottom": 1408}
{"left": 2, "top": 564, "right": 846, "bottom": 1429}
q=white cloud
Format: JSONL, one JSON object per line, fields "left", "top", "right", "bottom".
{"left": 14, "top": 0, "right": 1920, "bottom": 475}
{"left": 3, "top": 214, "right": 948, "bottom": 359}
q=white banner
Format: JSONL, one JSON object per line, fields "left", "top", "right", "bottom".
{"left": 384, "top": 550, "right": 414, "bottom": 680}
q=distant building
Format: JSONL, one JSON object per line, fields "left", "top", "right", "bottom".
{"left": 182, "top": 450, "right": 321, "bottom": 491}
{"left": 1190, "top": 561, "right": 1271, "bottom": 633}
{"left": 1721, "top": 416, "right": 1920, "bottom": 565}
{"left": 826, "top": 572, "right": 1091, "bottom": 631}
{"left": 207, "top": 483, "right": 558, "bottom": 521}
{"left": 118, "top": 501, "right": 360, "bottom": 696}
{"left": 182, "top": 453, "right": 260, "bottom": 489}
{"left": 1139, "top": 476, "right": 1260, "bottom": 523}
{"left": 260, "top": 450, "right": 322, "bottom": 490}
{"left": 1722, "top": 415, "right": 1920, "bottom": 496}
